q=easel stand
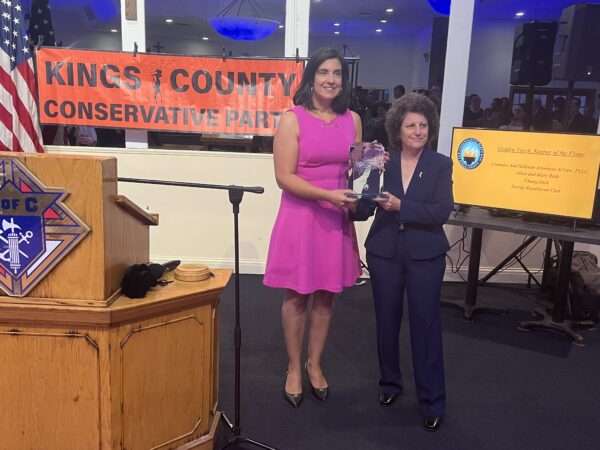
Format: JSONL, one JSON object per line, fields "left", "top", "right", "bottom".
{"left": 479, "top": 236, "right": 541, "bottom": 287}
{"left": 118, "top": 178, "right": 277, "bottom": 450}
{"left": 355, "top": 259, "right": 369, "bottom": 286}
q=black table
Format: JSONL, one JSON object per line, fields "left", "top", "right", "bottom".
{"left": 445, "top": 207, "right": 599, "bottom": 346}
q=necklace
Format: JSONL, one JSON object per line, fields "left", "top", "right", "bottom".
{"left": 311, "top": 109, "right": 336, "bottom": 121}
{"left": 308, "top": 109, "right": 338, "bottom": 128}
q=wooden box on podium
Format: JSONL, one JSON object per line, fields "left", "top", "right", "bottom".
{"left": 0, "top": 153, "right": 230, "bottom": 450}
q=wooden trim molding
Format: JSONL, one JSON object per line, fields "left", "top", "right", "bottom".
{"left": 125, "top": 0, "right": 137, "bottom": 20}
{"left": 114, "top": 195, "right": 159, "bottom": 226}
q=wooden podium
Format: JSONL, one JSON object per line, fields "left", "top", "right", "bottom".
{"left": 0, "top": 154, "right": 230, "bottom": 450}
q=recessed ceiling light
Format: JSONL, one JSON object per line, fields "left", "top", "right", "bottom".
{"left": 376, "top": 28, "right": 382, "bottom": 33}
{"left": 278, "top": 24, "right": 284, "bottom": 29}
{"left": 380, "top": 19, "right": 387, "bottom": 23}
{"left": 385, "top": 8, "right": 394, "bottom": 13}
{"left": 515, "top": 11, "right": 525, "bottom": 17}
{"left": 334, "top": 31, "right": 340, "bottom": 35}
{"left": 334, "top": 22, "right": 340, "bottom": 26}
{"left": 110, "top": 29, "right": 118, "bottom": 33}
{"left": 202, "top": 36, "right": 209, "bottom": 40}
{"left": 165, "top": 18, "right": 173, "bottom": 23}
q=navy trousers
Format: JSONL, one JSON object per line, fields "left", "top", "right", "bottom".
{"left": 366, "top": 231, "right": 446, "bottom": 417}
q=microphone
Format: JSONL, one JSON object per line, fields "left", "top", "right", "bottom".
{"left": 161, "top": 259, "right": 181, "bottom": 273}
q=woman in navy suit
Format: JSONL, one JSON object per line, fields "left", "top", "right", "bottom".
{"left": 352, "top": 93, "right": 453, "bottom": 431}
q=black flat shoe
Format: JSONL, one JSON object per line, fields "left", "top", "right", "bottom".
{"left": 378, "top": 391, "right": 399, "bottom": 406}
{"left": 305, "top": 363, "right": 329, "bottom": 402}
{"left": 424, "top": 416, "right": 442, "bottom": 431}
{"left": 283, "top": 388, "right": 303, "bottom": 408}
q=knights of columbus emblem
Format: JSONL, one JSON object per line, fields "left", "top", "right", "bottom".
{"left": 0, "top": 159, "right": 90, "bottom": 297}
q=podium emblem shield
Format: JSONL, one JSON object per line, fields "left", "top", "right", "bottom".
{"left": 0, "top": 159, "right": 90, "bottom": 297}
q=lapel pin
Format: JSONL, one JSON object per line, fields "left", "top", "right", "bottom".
{"left": 419, "top": 171, "right": 423, "bottom": 178}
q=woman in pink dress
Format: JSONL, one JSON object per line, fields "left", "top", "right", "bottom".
{"left": 264, "top": 47, "right": 362, "bottom": 407}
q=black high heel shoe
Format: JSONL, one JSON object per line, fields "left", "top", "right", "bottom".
{"left": 283, "top": 372, "right": 303, "bottom": 408}
{"left": 283, "top": 389, "right": 303, "bottom": 408}
{"left": 305, "top": 362, "right": 329, "bottom": 402}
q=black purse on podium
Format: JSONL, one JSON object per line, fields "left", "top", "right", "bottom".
{"left": 121, "top": 260, "right": 180, "bottom": 298}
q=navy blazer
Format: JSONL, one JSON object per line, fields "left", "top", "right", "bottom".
{"left": 352, "top": 148, "right": 454, "bottom": 261}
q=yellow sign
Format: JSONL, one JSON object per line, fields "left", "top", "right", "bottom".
{"left": 451, "top": 128, "right": 600, "bottom": 219}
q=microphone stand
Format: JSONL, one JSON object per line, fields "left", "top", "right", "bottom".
{"left": 118, "top": 177, "right": 278, "bottom": 450}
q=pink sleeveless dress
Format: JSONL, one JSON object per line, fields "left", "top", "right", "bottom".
{"left": 264, "top": 106, "right": 361, "bottom": 294}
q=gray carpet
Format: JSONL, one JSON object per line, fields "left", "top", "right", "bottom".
{"left": 215, "top": 276, "right": 600, "bottom": 450}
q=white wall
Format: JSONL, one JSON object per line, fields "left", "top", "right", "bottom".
{"left": 466, "top": 20, "right": 515, "bottom": 105}
{"left": 411, "top": 26, "right": 434, "bottom": 92}
{"left": 64, "top": 30, "right": 121, "bottom": 51}
{"left": 309, "top": 34, "right": 423, "bottom": 94}
{"left": 142, "top": 34, "right": 285, "bottom": 59}
{"left": 47, "top": 145, "right": 591, "bottom": 283}
{"left": 50, "top": 147, "right": 280, "bottom": 273}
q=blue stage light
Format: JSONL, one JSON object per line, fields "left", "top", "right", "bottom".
{"left": 208, "top": 17, "right": 279, "bottom": 41}
{"left": 429, "top": 0, "right": 451, "bottom": 16}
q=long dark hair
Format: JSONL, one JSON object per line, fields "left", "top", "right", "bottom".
{"left": 293, "top": 47, "right": 350, "bottom": 114}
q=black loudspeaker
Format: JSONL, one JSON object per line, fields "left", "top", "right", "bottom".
{"left": 428, "top": 17, "right": 449, "bottom": 89}
{"left": 552, "top": 3, "right": 600, "bottom": 82}
{"left": 510, "top": 22, "right": 557, "bottom": 86}
{"left": 592, "top": 190, "right": 600, "bottom": 226}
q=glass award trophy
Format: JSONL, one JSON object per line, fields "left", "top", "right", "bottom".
{"left": 348, "top": 142, "right": 385, "bottom": 198}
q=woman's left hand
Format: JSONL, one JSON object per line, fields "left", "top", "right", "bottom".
{"left": 373, "top": 191, "right": 400, "bottom": 212}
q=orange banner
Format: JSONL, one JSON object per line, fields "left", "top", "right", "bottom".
{"left": 35, "top": 48, "right": 303, "bottom": 136}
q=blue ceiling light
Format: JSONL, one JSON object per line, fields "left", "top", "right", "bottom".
{"left": 208, "top": 17, "right": 279, "bottom": 41}
{"left": 91, "top": 0, "right": 117, "bottom": 21}
{"left": 428, "top": 0, "right": 451, "bottom": 16}
{"left": 208, "top": 0, "right": 280, "bottom": 41}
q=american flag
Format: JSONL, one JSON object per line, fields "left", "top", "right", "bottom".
{"left": 29, "top": 0, "right": 55, "bottom": 47}
{"left": 0, "top": 0, "right": 44, "bottom": 152}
